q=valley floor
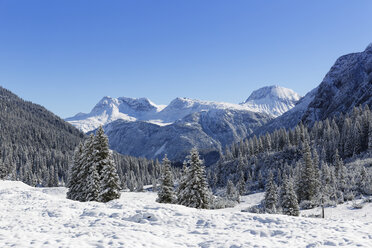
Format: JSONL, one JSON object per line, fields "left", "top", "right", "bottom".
{"left": 0, "top": 181, "right": 371, "bottom": 248}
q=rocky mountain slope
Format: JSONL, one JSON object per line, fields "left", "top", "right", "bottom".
{"left": 258, "top": 43, "right": 372, "bottom": 134}
{"left": 96, "top": 108, "right": 270, "bottom": 164}
{"left": 68, "top": 86, "right": 300, "bottom": 162}
{"left": 67, "top": 86, "right": 300, "bottom": 133}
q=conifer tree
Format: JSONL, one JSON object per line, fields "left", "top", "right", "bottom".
{"left": 280, "top": 174, "right": 299, "bottom": 216}
{"left": 297, "top": 139, "right": 318, "bottom": 203}
{"left": 157, "top": 155, "right": 175, "bottom": 203}
{"left": 176, "top": 161, "right": 189, "bottom": 198}
{"left": 237, "top": 171, "right": 246, "bottom": 195}
{"left": 177, "top": 148, "right": 211, "bottom": 209}
{"left": 95, "top": 126, "right": 121, "bottom": 202}
{"left": 67, "top": 141, "right": 86, "bottom": 201}
{"left": 84, "top": 134, "right": 100, "bottom": 201}
{"left": 264, "top": 171, "right": 278, "bottom": 213}
{"left": 226, "top": 179, "right": 240, "bottom": 202}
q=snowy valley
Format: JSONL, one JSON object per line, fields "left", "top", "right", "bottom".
{"left": 1, "top": 180, "right": 371, "bottom": 248}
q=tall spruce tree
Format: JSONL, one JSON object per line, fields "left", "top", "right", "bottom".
{"left": 297, "top": 139, "right": 318, "bottom": 203}
{"left": 95, "top": 126, "right": 121, "bottom": 202}
{"left": 280, "top": 174, "right": 299, "bottom": 216}
{"left": 84, "top": 134, "right": 100, "bottom": 201}
{"left": 264, "top": 171, "right": 278, "bottom": 213}
{"left": 67, "top": 127, "right": 121, "bottom": 203}
{"left": 157, "top": 155, "right": 175, "bottom": 203}
{"left": 177, "top": 148, "right": 211, "bottom": 209}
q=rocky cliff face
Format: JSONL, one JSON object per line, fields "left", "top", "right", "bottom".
{"left": 258, "top": 44, "right": 372, "bottom": 134}
{"left": 94, "top": 109, "right": 270, "bottom": 164}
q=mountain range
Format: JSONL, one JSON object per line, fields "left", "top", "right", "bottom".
{"left": 66, "top": 44, "right": 372, "bottom": 163}
{"left": 66, "top": 85, "right": 300, "bottom": 133}
{"left": 66, "top": 86, "right": 300, "bottom": 162}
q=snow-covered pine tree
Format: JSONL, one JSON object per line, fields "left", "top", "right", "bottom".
{"left": 226, "top": 179, "right": 240, "bottom": 202}
{"left": 67, "top": 142, "right": 84, "bottom": 201}
{"left": 157, "top": 155, "right": 175, "bottom": 204}
{"left": 297, "top": 139, "right": 318, "bottom": 203}
{"left": 177, "top": 148, "right": 211, "bottom": 209}
{"left": 280, "top": 174, "right": 299, "bottom": 216}
{"left": 94, "top": 126, "right": 121, "bottom": 202}
{"left": 237, "top": 171, "right": 246, "bottom": 195}
{"left": 333, "top": 149, "right": 346, "bottom": 193}
{"left": 84, "top": 134, "right": 100, "bottom": 201}
{"left": 264, "top": 171, "right": 278, "bottom": 213}
{"left": 0, "top": 155, "right": 6, "bottom": 179}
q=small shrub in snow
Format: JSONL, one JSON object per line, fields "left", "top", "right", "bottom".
{"left": 352, "top": 202, "right": 364, "bottom": 209}
{"left": 299, "top": 200, "right": 317, "bottom": 210}
{"left": 210, "top": 196, "right": 238, "bottom": 209}
{"left": 241, "top": 204, "right": 265, "bottom": 214}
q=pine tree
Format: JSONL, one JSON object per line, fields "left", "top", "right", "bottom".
{"left": 226, "top": 179, "right": 240, "bottom": 202}
{"left": 177, "top": 161, "right": 189, "bottom": 198}
{"left": 297, "top": 139, "right": 318, "bottom": 203}
{"left": 237, "top": 171, "right": 246, "bottom": 195}
{"left": 95, "top": 126, "right": 121, "bottom": 202}
{"left": 177, "top": 148, "right": 211, "bottom": 209}
{"left": 264, "top": 171, "right": 278, "bottom": 213}
{"left": 157, "top": 155, "right": 175, "bottom": 203}
{"left": 67, "top": 142, "right": 84, "bottom": 200}
{"left": 280, "top": 174, "right": 299, "bottom": 216}
{"left": 333, "top": 149, "right": 346, "bottom": 193}
{"left": 0, "top": 157, "right": 6, "bottom": 179}
{"left": 84, "top": 134, "right": 100, "bottom": 201}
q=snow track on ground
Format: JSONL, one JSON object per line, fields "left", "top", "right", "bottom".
{"left": 0, "top": 181, "right": 371, "bottom": 248}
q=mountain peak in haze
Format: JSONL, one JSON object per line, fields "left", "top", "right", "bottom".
{"left": 241, "top": 85, "right": 301, "bottom": 117}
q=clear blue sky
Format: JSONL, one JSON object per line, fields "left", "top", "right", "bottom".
{"left": 0, "top": 0, "right": 371, "bottom": 118}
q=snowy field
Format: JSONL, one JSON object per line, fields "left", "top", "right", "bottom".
{"left": 0, "top": 181, "right": 371, "bottom": 248}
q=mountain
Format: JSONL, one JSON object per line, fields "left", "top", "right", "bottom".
{"left": 96, "top": 108, "right": 270, "bottom": 164}
{"left": 241, "top": 85, "right": 301, "bottom": 117}
{"left": 67, "top": 86, "right": 300, "bottom": 133}
{"left": 65, "top": 96, "right": 166, "bottom": 133}
{"left": 67, "top": 86, "right": 301, "bottom": 162}
{"left": 0, "top": 86, "right": 85, "bottom": 185}
{"left": 258, "top": 43, "right": 372, "bottom": 133}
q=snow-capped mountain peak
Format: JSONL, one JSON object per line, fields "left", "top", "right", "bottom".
{"left": 66, "top": 85, "right": 300, "bottom": 132}
{"left": 241, "top": 85, "right": 301, "bottom": 117}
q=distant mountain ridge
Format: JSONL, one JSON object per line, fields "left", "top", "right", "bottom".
{"left": 66, "top": 85, "right": 300, "bottom": 133}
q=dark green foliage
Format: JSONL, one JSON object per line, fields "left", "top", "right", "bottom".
{"left": 0, "top": 86, "right": 84, "bottom": 185}
{"left": 157, "top": 155, "right": 175, "bottom": 203}
{"left": 297, "top": 139, "right": 319, "bottom": 203}
{"left": 212, "top": 105, "right": 372, "bottom": 210}
{"left": 177, "top": 148, "right": 211, "bottom": 209}
{"left": 67, "top": 128, "right": 121, "bottom": 202}
{"left": 280, "top": 174, "right": 299, "bottom": 216}
{"left": 264, "top": 171, "right": 278, "bottom": 213}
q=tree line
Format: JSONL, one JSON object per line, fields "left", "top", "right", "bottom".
{"left": 209, "top": 105, "right": 372, "bottom": 215}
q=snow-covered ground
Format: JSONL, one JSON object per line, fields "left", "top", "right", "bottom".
{"left": 1, "top": 181, "right": 371, "bottom": 248}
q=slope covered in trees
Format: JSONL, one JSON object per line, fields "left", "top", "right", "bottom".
{"left": 212, "top": 105, "right": 372, "bottom": 210}
{"left": 0, "top": 86, "right": 163, "bottom": 189}
{"left": 0, "top": 86, "right": 84, "bottom": 185}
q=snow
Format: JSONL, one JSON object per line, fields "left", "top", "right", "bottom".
{"left": 66, "top": 86, "right": 301, "bottom": 132}
{"left": 241, "top": 85, "right": 301, "bottom": 117}
{"left": 1, "top": 181, "right": 371, "bottom": 248}
{"left": 154, "top": 142, "right": 167, "bottom": 156}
